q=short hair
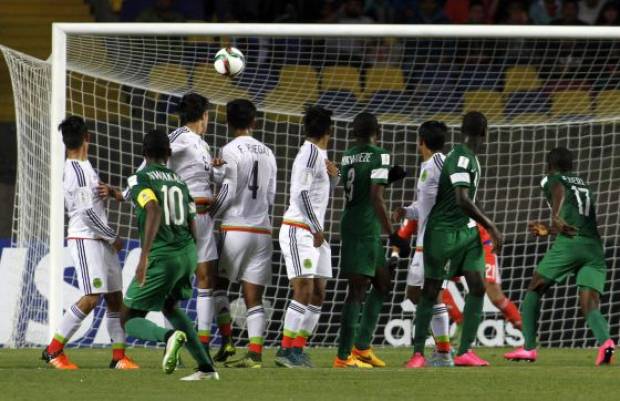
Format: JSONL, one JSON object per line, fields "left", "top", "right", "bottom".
{"left": 143, "top": 128, "right": 170, "bottom": 159}
{"left": 304, "top": 105, "right": 333, "bottom": 139}
{"left": 352, "top": 112, "right": 379, "bottom": 140}
{"left": 59, "top": 116, "right": 88, "bottom": 150}
{"left": 178, "top": 92, "right": 209, "bottom": 125}
{"left": 547, "top": 147, "right": 573, "bottom": 172}
{"left": 418, "top": 120, "right": 447, "bottom": 151}
{"left": 226, "top": 99, "right": 256, "bottom": 130}
{"left": 461, "top": 111, "right": 487, "bottom": 137}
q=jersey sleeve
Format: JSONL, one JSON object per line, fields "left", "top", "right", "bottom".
{"left": 446, "top": 154, "right": 473, "bottom": 188}
{"left": 267, "top": 151, "right": 278, "bottom": 208}
{"left": 370, "top": 150, "right": 391, "bottom": 185}
{"left": 123, "top": 159, "right": 147, "bottom": 200}
{"left": 210, "top": 145, "right": 238, "bottom": 217}
{"left": 127, "top": 172, "right": 158, "bottom": 209}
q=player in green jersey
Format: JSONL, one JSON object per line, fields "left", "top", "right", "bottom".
{"left": 120, "top": 129, "right": 219, "bottom": 381}
{"left": 505, "top": 147, "right": 614, "bottom": 365}
{"left": 408, "top": 111, "right": 502, "bottom": 368}
{"left": 335, "top": 112, "right": 409, "bottom": 368}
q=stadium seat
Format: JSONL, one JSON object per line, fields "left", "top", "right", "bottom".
{"left": 192, "top": 63, "right": 249, "bottom": 103}
{"left": 317, "top": 91, "right": 359, "bottom": 117}
{"left": 378, "top": 113, "right": 413, "bottom": 125}
{"left": 509, "top": 113, "right": 550, "bottom": 125}
{"left": 320, "top": 66, "right": 362, "bottom": 99}
{"left": 413, "top": 90, "right": 463, "bottom": 114}
{"left": 463, "top": 90, "right": 504, "bottom": 122}
{"left": 367, "top": 91, "right": 410, "bottom": 114}
{"left": 505, "top": 91, "right": 550, "bottom": 115}
{"left": 595, "top": 90, "right": 620, "bottom": 116}
{"left": 551, "top": 90, "right": 592, "bottom": 117}
{"left": 363, "top": 66, "right": 405, "bottom": 100}
{"left": 454, "top": 65, "right": 504, "bottom": 91}
{"left": 262, "top": 65, "right": 319, "bottom": 116}
{"left": 148, "top": 63, "right": 190, "bottom": 93}
{"left": 427, "top": 113, "right": 462, "bottom": 125}
{"left": 504, "top": 66, "right": 542, "bottom": 93}
{"left": 68, "top": 74, "right": 131, "bottom": 123}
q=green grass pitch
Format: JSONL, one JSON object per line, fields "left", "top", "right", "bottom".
{"left": 1, "top": 347, "right": 617, "bottom": 401}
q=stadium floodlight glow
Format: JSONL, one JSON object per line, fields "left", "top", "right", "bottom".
{"left": 1, "top": 23, "right": 619, "bottom": 347}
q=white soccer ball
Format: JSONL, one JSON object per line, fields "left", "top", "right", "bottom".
{"left": 213, "top": 47, "right": 245, "bottom": 77}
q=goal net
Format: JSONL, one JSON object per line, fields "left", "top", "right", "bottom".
{"left": 2, "top": 24, "right": 620, "bottom": 348}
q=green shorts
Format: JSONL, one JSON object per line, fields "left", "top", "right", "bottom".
{"left": 423, "top": 225, "right": 484, "bottom": 280}
{"left": 537, "top": 235, "right": 607, "bottom": 294}
{"left": 124, "top": 243, "right": 197, "bottom": 311}
{"left": 340, "top": 235, "right": 385, "bottom": 278}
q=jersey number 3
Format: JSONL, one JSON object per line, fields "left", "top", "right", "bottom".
{"left": 161, "top": 185, "right": 185, "bottom": 225}
{"left": 344, "top": 168, "right": 355, "bottom": 202}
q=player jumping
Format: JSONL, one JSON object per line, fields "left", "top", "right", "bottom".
{"left": 408, "top": 111, "right": 502, "bottom": 368}
{"left": 334, "top": 112, "right": 408, "bottom": 368}
{"left": 504, "top": 147, "right": 614, "bottom": 365}
{"left": 122, "top": 129, "right": 219, "bottom": 381}
{"left": 210, "top": 99, "right": 278, "bottom": 368}
{"left": 42, "top": 116, "right": 138, "bottom": 370}
{"left": 277, "top": 106, "right": 339, "bottom": 368}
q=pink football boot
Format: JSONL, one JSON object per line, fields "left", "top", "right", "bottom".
{"left": 404, "top": 353, "right": 426, "bottom": 368}
{"left": 454, "top": 350, "right": 490, "bottom": 367}
{"left": 595, "top": 339, "right": 615, "bottom": 366}
{"left": 504, "top": 347, "right": 538, "bottom": 362}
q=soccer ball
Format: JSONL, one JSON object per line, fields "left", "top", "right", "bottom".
{"left": 213, "top": 47, "right": 245, "bottom": 77}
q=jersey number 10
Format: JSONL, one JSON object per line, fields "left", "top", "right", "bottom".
{"left": 161, "top": 185, "right": 185, "bottom": 225}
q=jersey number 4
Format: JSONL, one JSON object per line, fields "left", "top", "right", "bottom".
{"left": 571, "top": 186, "right": 591, "bottom": 216}
{"left": 161, "top": 185, "right": 185, "bottom": 225}
{"left": 248, "top": 160, "right": 259, "bottom": 199}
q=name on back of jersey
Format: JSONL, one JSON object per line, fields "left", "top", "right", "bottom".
{"left": 341, "top": 153, "right": 372, "bottom": 166}
{"left": 237, "top": 143, "right": 269, "bottom": 155}
{"left": 145, "top": 170, "right": 184, "bottom": 184}
{"left": 562, "top": 176, "right": 585, "bottom": 185}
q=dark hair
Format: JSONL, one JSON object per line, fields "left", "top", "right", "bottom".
{"left": 352, "top": 112, "right": 379, "bottom": 140}
{"left": 596, "top": 2, "right": 619, "bottom": 25}
{"left": 304, "top": 105, "right": 333, "bottom": 139}
{"left": 418, "top": 120, "right": 447, "bottom": 151}
{"left": 547, "top": 147, "right": 573, "bottom": 172}
{"left": 178, "top": 92, "right": 209, "bottom": 125}
{"left": 226, "top": 99, "right": 256, "bottom": 130}
{"left": 461, "top": 111, "right": 487, "bottom": 137}
{"left": 59, "top": 115, "right": 88, "bottom": 150}
{"left": 143, "top": 128, "right": 171, "bottom": 159}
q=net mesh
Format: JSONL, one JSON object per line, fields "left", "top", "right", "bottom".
{"left": 2, "top": 31, "right": 620, "bottom": 348}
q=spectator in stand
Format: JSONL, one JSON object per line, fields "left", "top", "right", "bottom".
{"left": 136, "top": 0, "right": 185, "bottom": 22}
{"left": 501, "top": 0, "right": 529, "bottom": 24}
{"left": 529, "top": 0, "right": 562, "bottom": 25}
{"left": 552, "top": 0, "right": 588, "bottom": 25}
{"left": 410, "top": 0, "right": 451, "bottom": 24}
{"left": 364, "top": 0, "right": 396, "bottom": 23}
{"left": 579, "top": 0, "right": 609, "bottom": 25}
{"left": 444, "top": 0, "right": 499, "bottom": 24}
{"left": 596, "top": 1, "right": 620, "bottom": 25}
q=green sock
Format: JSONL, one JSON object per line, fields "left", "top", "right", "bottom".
{"left": 585, "top": 309, "right": 611, "bottom": 345}
{"left": 124, "top": 317, "right": 171, "bottom": 343}
{"left": 412, "top": 297, "right": 434, "bottom": 355}
{"left": 165, "top": 307, "right": 213, "bottom": 369}
{"left": 337, "top": 302, "right": 361, "bottom": 360}
{"left": 521, "top": 291, "right": 541, "bottom": 350}
{"left": 355, "top": 289, "right": 386, "bottom": 350}
{"left": 458, "top": 294, "right": 483, "bottom": 356}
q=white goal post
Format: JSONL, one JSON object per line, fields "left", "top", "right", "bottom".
{"left": 3, "top": 23, "right": 620, "bottom": 348}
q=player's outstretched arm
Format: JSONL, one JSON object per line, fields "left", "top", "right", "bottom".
{"left": 549, "top": 181, "right": 578, "bottom": 237}
{"left": 370, "top": 184, "right": 392, "bottom": 236}
{"left": 454, "top": 187, "right": 503, "bottom": 253}
{"left": 97, "top": 182, "right": 124, "bottom": 202}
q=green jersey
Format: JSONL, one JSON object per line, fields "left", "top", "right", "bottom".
{"left": 541, "top": 173, "right": 601, "bottom": 239}
{"left": 340, "top": 143, "right": 391, "bottom": 238}
{"left": 128, "top": 163, "right": 196, "bottom": 257}
{"left": 427, "top": 144, "right": 481, "bottom": 230}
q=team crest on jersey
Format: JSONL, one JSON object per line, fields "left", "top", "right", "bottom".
{"left": 303, "top": 259, "right": 313, "bottom": 269}
{"left": 92, "top": 278, "right": 102, "bottom": 289}
{"left": 420, "top": 170, "right": 428, "bottom": 182}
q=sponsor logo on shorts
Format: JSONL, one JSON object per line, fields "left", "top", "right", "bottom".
{"left": 303, "top": 259, "right": 313, "bottom": 269}
{"left": 92, "top": 278, "right": 102, "bottom": 289}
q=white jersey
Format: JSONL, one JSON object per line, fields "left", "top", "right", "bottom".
{"left": 404, "top": 152, "right": 445, "bottom": 248}
{"left": 64, "top": 159, "right": 116, "bottom": 242}
{"left": 211, "top": 135, "right": 277, "bottom": 231}
{"left": 282, "top": 140, "right": 336, "bottom": 233}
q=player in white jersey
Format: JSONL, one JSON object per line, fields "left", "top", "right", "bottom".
{"left": 392, "top": 121, "right": 452, "bottom": 367}
{"left": 210, "top": 99, "right": 277, "bottom": 368}
{"left": 276, "top": 106, "right": 339, "bottom": 368}
{"left": 42, "top": 116, "right": 138, "bottom": 370}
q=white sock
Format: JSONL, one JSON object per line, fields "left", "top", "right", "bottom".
{"left": 246, "top": 305, "right": 265, "bottom": 353}
{"left": 106, "top": 311, "right": 125, "bottom": 348}
{"left": 431, "top": 303, "right": 450, "bottom": 344}
{"left": 164, "top": 318, "right": 174, "bottom": 330}
{"left": 197, "top": 288, "right": 214, "bottom": 342}
{"left": 282, "top": 300, "right": 306, "bottom": 346}
{"left": 299, "top": 304, "right": 321, "bottom": 339}
{"left": 56, "top": 304, "right": 88, "bottom": 343}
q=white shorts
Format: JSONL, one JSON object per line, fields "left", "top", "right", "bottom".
{"left": 68, "top": 239, "right": 122, "bottom": 295}
{"left": 279, "top": 224, "right": 332, "bottom": 280}
{"left": 196, "top": 213, "right": 218, "bottom": 263}
{"left": 406, "top": 251, "right": 447, "bottom": 289}
{"left": 218, "top": 230, "right": 272, "bottom": 286}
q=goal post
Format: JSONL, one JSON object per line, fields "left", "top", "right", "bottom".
{"left": 3, "top": 23, "right": 620, "bottom": 348}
